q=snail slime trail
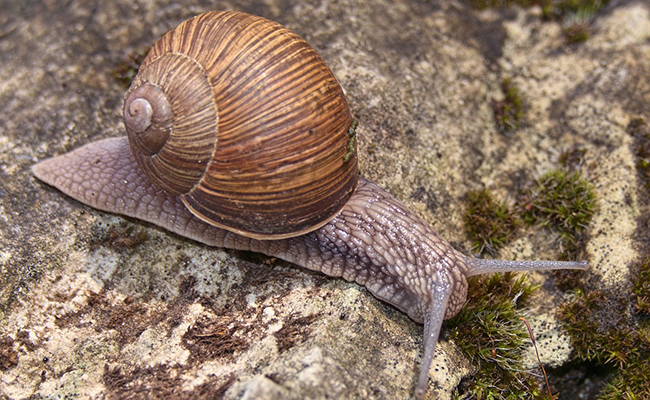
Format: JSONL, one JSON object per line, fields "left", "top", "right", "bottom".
{"left": 32, "top": 11, "right": 589, "bottom": 399}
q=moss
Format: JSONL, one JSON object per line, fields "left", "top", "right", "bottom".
{"left": 89, "top": 222, "right": 149, "bottom": 251}
{"left": 464, "top": 189, "right": 519, "bottom": 256}
{"left": 632, "top": 258, "right": 650, "bottom": 317}
{"left": 519, "top": 169, "right": 596, "bottom": 260}
{"left": 563, "top": 22, "right": 590, "bottom": 44}
{"left": 550, "top": 1, "right": 609, "bottom": 44}
{"left": 492, "top": 78, "right": 524, "bottom": 133}
{"left": 463, "top": 164, "right": 595, "bottom": 261}
{"left": 600, "top": 366, "right": 650, "bottom": 400}
{"left": 464, "top": 168, "right": 595, "bottom": 260}
{"left": 0, "top": 335, "right": 18, "bottom": 371}
{"left": 540, "top": 0, "right": 609, "bottom": 20}
{"left": 459, "top": 166, "right": 596, "bottom": 397}
{"left": 343, "top": 119, "right": 358, "bottom": 163}
{"left": 466, "top": 0, "right": 609, "bottom": 16}
{"left": 558, "top": 147, "right": 587, "bottom": 171}
{"left": 448, "top": 273, "right": 552, "bottom": 399}
{"left": 467, "top": 0, "right": 609, "bottom": 45}
{"left": 112, "top": 48, "right": 149, "bottom": 88}
{"left": 274, "top": 313, "right": 320, "bottom": 353}
{"left": 627, "top": 118, "right": 650, "bottom": 191}
{"left": 558, "top": 258, "right": 650, "bottom": 399}
{"left": 181, "top": 314, "right": 250, "bottom": 363}
{"left": 467, "top": 0, "right": 543, "bottom": 10}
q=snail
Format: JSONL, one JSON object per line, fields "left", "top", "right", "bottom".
{"left": 32, "top": 11, "right": 589, "bottom": 399}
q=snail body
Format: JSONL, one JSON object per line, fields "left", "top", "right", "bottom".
{"left": 32, "top": 11, "right": 588, "bottom": 399}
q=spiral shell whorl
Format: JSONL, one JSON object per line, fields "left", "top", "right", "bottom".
{"left": 124, "top": 84, "right": 172, "bottom": 156}
{"left": 125, "top": 52, "right": 218, "bottom": 196}
{"left": 125, "top": 98, "right": 153, "bottom": 134}
{"left": 124, "top": 11, "right": 357, "bottom": 239}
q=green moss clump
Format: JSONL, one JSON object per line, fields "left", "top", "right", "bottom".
{"left": 459, "top": 164, "right": 596, "bottom": 397}
{"left": 112, "top": 48, "right": 149, "bottom": 88}
{"left": 540, "top": 0, "right": 609, "bottom": 20}
{"left": 520, "top": 169, "right": 596, "bottom": 259}
{"left": 627, "top": 118, "right": 650, "bottom": 191}
{"left": 467, "top": 0, "right": 531, "bottom": 9}
{"left": 492, "top": 78, "right": 524, "bottom": 133}
{"left": 558, "top": 147, "right": 587, "bottom": 171}
{"left": 547, "top": 1, "right": 610, "bottom": 43}
{"left": 466, "top": 0, "right": 609, "bottom": 17}
{"left": 467, "top": 0, "right": 610, "bottom": 44}
{"left": 463, "top": 164, "right": 594, "bottom": 261}
{"left": 563, "top": 22, "right": 590, "bottom": 44}
{"left": 448, "top": 273, "right": 551, "bottom": 399}
{"left": 464, "top": 189, "right": 519, "bottom": 256}
{"left": 632, "top": 258, "right": 650, "bottom": 316}
{"left": 559, "top": 258, "right": 650, "bottom": 399}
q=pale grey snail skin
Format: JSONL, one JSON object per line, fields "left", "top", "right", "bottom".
{"left": 32, "top": 138, "right": 588, "bottom": 398}
{"left": 31, "top": 11, "right": 589, "bottom": 399}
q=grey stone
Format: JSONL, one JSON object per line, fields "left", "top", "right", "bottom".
{"left": 1, "top": 0, "right": 648, "bottom": 399}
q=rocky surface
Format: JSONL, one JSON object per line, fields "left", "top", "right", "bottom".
{"left": 1, "top": 0, "right": 648, "bottom": 399}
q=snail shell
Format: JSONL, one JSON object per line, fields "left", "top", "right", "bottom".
{"left": 124, "top": 11, "right": 358, "bottom": 239}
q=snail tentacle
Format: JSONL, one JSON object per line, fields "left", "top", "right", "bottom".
{"left": 416, "top": 276, "right": 452, "bottom": 400}
{"left": 466, "top": 258, "right": 589, "bottom": 277}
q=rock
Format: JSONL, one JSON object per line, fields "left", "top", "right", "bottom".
{"left": 1, "top": 0, "right": 648, "bottom": 399}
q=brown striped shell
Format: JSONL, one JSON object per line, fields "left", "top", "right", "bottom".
{"left": 123, "top": 11, "right": 358, "bottom": 240}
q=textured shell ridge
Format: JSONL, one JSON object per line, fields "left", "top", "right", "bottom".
{"left": 126, "top": 11, "right": 357, "bottom": 239}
